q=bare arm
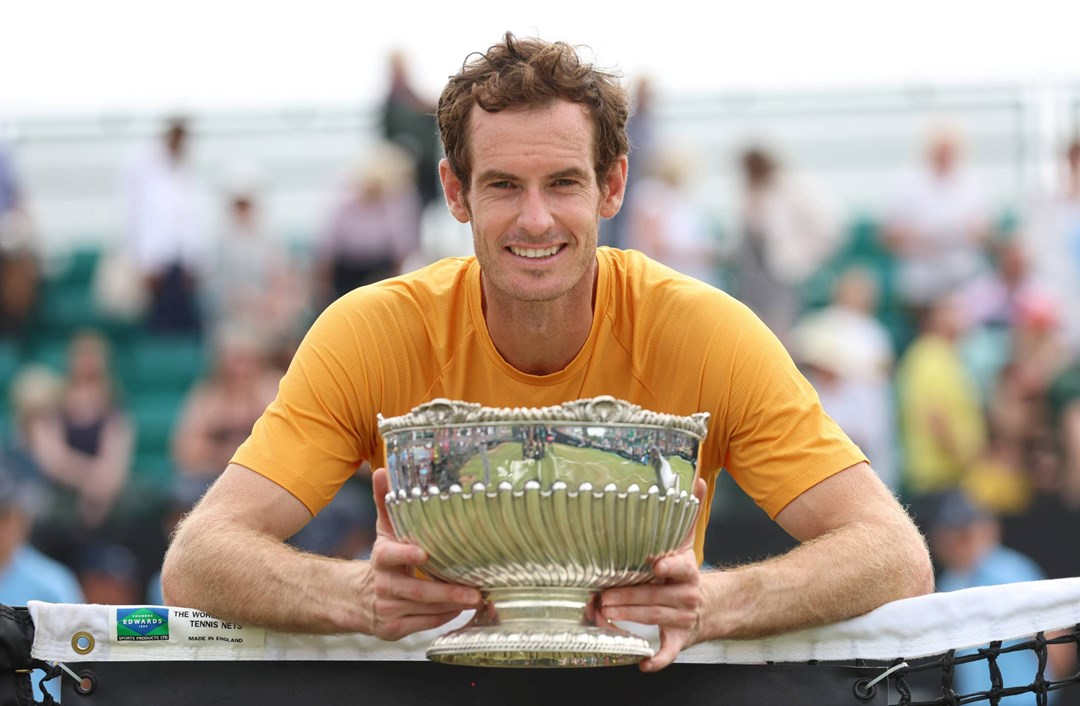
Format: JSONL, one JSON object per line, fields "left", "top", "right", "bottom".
{"left": 170, "top": 389, "right": 221, "bottom": 475}
{"left": 699, "top": 462, "right": 933, "bottom": 638}
{"left": 88, "top": 414, "right": 134, "bottom": 494}
{"left": 161, "top": 464, "right": 480, "bottom": 636}
{"left": 602, "top": 462, "right": 933, "bottom": 670}
{"left": 26, "top": 416, "right": 99, "bottom": 488}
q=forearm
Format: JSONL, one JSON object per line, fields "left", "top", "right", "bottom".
{"left": 171, "top": 432, "right": 219, "bottom": 474}
{"left": 90, "top": 421, "right": 134, "bottom": 496}
{"left": 162, "top": 513, "right": 372, "bottom": 635}
{"left": 699, "top": 515, "right": 932, "bottom": 640}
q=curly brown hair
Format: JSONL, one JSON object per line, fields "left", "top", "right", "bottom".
{"left": 437, "top": 32, "right": 630, "bottom": 192}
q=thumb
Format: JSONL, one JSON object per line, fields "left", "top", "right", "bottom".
{"left": 676, "top": 476, "right": 708, "bottom": 553}
{"left": 692, "top": 476, "right": 707, "bottom": 504}
{"left": 372, "top": 467, "right": 398, "bottom": 539}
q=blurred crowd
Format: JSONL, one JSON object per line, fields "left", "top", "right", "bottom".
{"left": 0, "top": 57, "right": 1078, "bottom": 637}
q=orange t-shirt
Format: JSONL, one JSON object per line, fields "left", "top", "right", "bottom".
{"left": 233, "top": 248, "right": 865, "bottom": 558}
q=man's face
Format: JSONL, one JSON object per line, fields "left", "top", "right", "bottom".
{"left": 441, "top": 100, "right": 626, "bottom": 305}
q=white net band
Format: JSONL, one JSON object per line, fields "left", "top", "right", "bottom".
{"left": 27, "top": 577, "right": 1080, "bottom": 665}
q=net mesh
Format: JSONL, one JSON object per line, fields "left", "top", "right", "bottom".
{"left": 887, "top": 626, "right": 1080, "bottom": 706}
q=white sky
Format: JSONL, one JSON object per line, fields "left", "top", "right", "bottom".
{"left": 3, "top": 0, "right": 1079, "bottom": 116}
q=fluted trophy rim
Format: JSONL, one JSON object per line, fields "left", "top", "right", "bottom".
{"left": 377, "top": 395, "right": 710, "bottom": 438}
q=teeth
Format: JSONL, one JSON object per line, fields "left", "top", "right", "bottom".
{"left": 510, "top": 245, "right": 560, "bottom": 258}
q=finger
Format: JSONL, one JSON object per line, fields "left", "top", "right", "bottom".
{"left": 378, "top": 573, "right": 482, "bottom": 606}
{"left": 639, "top": 630, "right": 686, "bottom": 672}
{"left": 602, "top": 582, "right": 698, "bottom": 610}
{"left": 371, "top": 467, "right": 397, "bottom": 538}
{"left": 602, "top": 604, "right": 695, "bottom": 629}
{"left": 380, "top": 598, "right": 481, "bottom": 616}
{"left": 653, "top": 553, "right": 701, "bottom": 583}
{"left": 692, "top": 476, "right": 707, "bottom": 503}
{"left": 378, "top": 610, "right": 468, "bottom": 641}
{"left": 676, "top": 477, "right": 709, "bottom": 552}
{"left": 370, "top": 537, "right": 427, "bottom": 569}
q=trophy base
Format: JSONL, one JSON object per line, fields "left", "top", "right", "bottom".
{"left": 426, "top": 587, "right": 654, "bottom": 668}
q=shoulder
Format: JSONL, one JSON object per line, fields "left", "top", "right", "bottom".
{"left": 336, "top": 256, "right": 472, "bottom": 309}
{"left": 314, "top": 257, "right": 473, "bottom": 333}
{"left": 601, "top": 248, "right": 742, "bottom": 319}
{"left": 290, "top": 257, "right": 476, "bottom": 388}
{"left": 982, "top": 546, "right": 1045, "bottom": 584}
{"left": 599, "top": 248, "right": 779, "bottom": 371}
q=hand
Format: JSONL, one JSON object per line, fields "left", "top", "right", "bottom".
{"left": 598, "top": 478, "right": 707, "bottom": 672}
{"left": 366, "top": 468, "right": 482, "bottom": 640}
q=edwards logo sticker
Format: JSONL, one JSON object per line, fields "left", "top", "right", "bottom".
{"left": 116, "top": 607, "right": 170, "bottom": 641}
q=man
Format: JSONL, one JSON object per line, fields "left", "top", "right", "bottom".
{"left": 0, "top": 462, "right": 84, "bottom": 701}
{"left": 930, "top": 490, "right": 1057, "bottom": 705}
{"left": 882, "top": 120, "right": 992, "bottom": 314}
{"left": 162, "top": 33, "right": 933, "bottom": 672}
{"left": 123, "top": 117, "right": 207, "bottom": 334}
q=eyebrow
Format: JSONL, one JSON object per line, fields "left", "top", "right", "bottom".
{"left": 474, "top": 166, "right": 592, "bottom": 184}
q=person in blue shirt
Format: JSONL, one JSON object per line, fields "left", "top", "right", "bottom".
{"left": 931, "top": 489, "right": 1054, "bottom": 705}
{"left": 0, "top": 459, "right": 84, "bottom": 702}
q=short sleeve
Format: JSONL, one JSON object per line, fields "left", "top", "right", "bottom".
{"left": 707, "top": 301, "right": 867, "bottom": 518}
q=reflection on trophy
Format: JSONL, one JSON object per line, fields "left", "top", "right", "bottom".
{"left": 377, "top": 396, "right": 709, "bottom": 667}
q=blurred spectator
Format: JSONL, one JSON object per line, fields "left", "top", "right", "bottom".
{"left": 0, "top": 464, "right": 81, "bottom": 604}
{"left": 380, "top": 50, "right": 441, "bottom": 208}
{"left": 1023, "top": 137, "right": 1080, "bottom": 354}
{"left": 21, "top": 334, "right": 135, "bottom": 582}
{"left": 602, "top": 75, "right": 657, "bottom": 249}
{"left": 1060, "top": 396, "right": 1080, "bottom": 508}
{"left": 896, "top": 293, "right": 986, "bottom": 506}
{"left": 123, "top": 117, "right": 208, "bottom": 335}
{"left": 956, "top": 239, "right": 1043, "bottom": 332}
{"left": 962, "top": 433, "right": 1033, "bottom": 518}
{"left": 990, "top": 294, "right": 1069, "bottom": 453}
{"left": 882, "top": 121, "right": 992, "bottom": 314}
{"left": 734, "top": 145, "right": 843, "bottom": 343}
{"left": 627, "top": 76, "right": 658, "bottom": 176}
{"left": 623, "top": 146, "right": 718, "bottom": 285}
{"left": 930, "top": 489, "right": 1053, "bottom": 705}
{"left": 3, "top": 365, "right": 63, "bottom": 483}
{"left": 955, "top": 239, "right": 1048, "bottom": 402}
{"left": 316, "top": 142, "right": 422, "bottom": 306}
{"left": 171, "top": 327, "right": 281, "bottom": 478}
{"left": 0, "top": 141, "right": 39, "bottom": 339}
{"left": 75, "top": 540, "right": 141, "bottom": 605}
{"left": 205, "top": 167, "right": 311, "bottom": 359}
{"left": 0, "top": 461, "right": 82, "bottom": 703}
{"left": 792, "top": 267, "right": 898, "bottom": 488}
{"left": 24, "top": 331, "right": 133, "bottom": 532}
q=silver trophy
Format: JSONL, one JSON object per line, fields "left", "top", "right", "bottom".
{"left": 378, "top": 396, "right": 709, "bottom": 667}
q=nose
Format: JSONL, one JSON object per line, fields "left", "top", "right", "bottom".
{"left": 516, "top": 186, "right": 555, "bottom": 236}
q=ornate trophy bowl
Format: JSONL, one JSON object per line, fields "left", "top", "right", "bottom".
{"left": 377, "top": 396, "right": 709, "bottom": 668}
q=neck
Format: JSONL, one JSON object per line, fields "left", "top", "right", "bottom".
{"left": 482, "top": 261, "right": 598, "bottom": 376}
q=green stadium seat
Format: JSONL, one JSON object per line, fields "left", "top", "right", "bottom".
{"left": 0, "top": 340, "right": 21, "bottom": 398}
{"left": 130, "top": 389, "right": 185, "bottom": 467}
{"left": 24, "top": 336, "right": 68, "bottom": 374}
{"left": 127, "top": 334, "right": 206, "bottom": 395}
{"left": 49, "top": 247, "right": 102, "bottom": 291}
{"left": 34, "top": 283, "right": 102, "bottom": 337}
{"left": 131, "top": 450, "right": 175, "bottom": 486}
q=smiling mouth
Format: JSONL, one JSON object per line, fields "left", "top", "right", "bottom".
{"left": 508, "top": 244, "right": 564, "bottom": 259}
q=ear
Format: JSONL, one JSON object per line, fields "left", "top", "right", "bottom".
{"left": 599, "top": 155, "right": 629, "bottom": 220}
{"left": 439, "top": 159, "right": 471, "bottom": 224}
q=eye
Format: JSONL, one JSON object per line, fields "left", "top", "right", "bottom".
{"left": 489, "top": 180, "right": 514, "bottom": 189}
{"left": 553, "top": 178, "right": 578, "bottom": 187}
